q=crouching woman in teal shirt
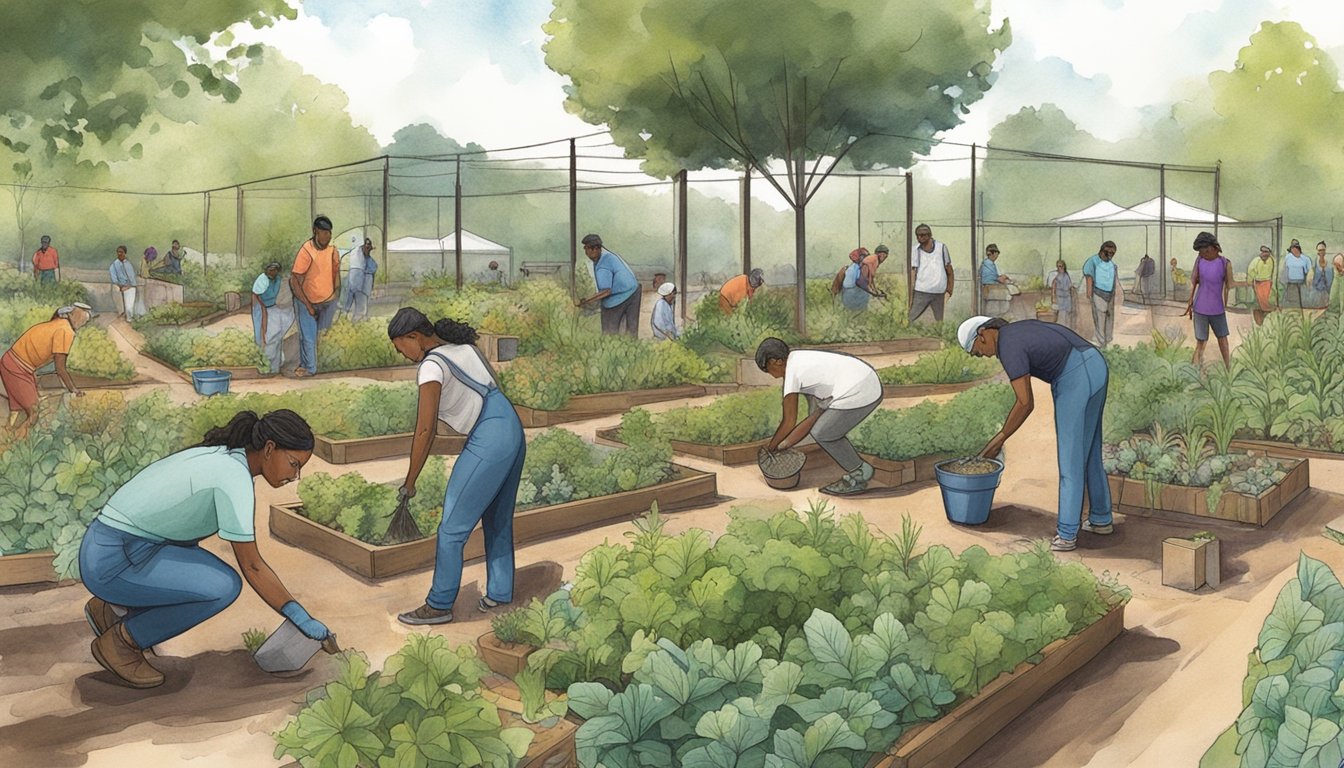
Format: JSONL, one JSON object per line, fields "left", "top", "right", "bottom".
{"left": 77, "top": 409, "right": 331, "bottom": 689}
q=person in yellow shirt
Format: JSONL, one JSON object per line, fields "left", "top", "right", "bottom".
{"left": 1246, "top": 245, "right": 1276, "bottom": 326}
{"left": 289, "top": 215, "right": 342, "bottom": 377}
{"left": 1, "top": 303, "right": 91, "bottom": 433}
{"left": 718, "top": 268, "right": 764, "bottom": 314}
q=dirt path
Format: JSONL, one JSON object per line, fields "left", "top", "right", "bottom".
{"left": 1, "top": 322, "right": 1332, "bottom": 767}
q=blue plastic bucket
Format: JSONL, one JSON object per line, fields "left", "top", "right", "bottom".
{"left": 934, "top": 458, "right": 1004, "bottom": 525}
{"left": 191, "top": 369, "right": 233, "bottom": 397}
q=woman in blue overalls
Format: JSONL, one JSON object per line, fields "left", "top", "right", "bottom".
{"left": 78, "top": 409, "right": 330, "bottom": 688}
{"left": 389, "top": 307, "right": 526, "bottom": 625}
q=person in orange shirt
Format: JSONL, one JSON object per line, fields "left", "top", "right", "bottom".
{"left": 718, "top": 268, "right": 764, "bottom": 315}
{"left": 289, "top": 215, "right": 342, "bottom": 377}
{"left": 1, "top": 303, "right": 91, "bottom": 433}
{"left": 32, "top": 235, "right": 59, "bottom": 284}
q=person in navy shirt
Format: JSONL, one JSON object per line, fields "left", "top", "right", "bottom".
{"left": 577, "top": 233, "right": 641, "bottom": 336}
{"left": 958, "top": 315, "right": 1113, "bottom": 552}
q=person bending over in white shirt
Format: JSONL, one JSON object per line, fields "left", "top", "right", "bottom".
{"left": 756, "top": 337, "right": 882, "bottom": 495}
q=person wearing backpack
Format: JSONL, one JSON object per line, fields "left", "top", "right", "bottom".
{"left": 1184, "top": 231, "right": 1232, "bottom": 369}
{"left": 839, "top": 248, "right": 870, "bottom": 311}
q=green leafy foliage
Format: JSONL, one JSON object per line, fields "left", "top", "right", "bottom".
{"left": 877, "top": 348, "right": 997, "bottom": 386}
{"left": 852, "top": 384, "right": 1014, "bottom": 461}
{"left": 0, "top": 265, "right": 92, "bottom": 305}
{"left": 273, "top": 637, "right": 533, "bottom": 768}
{"left": 0, "top": 297, "right": 134, "bottom": 380}
{"left": 132, "top": 301, "right": 217, "bottom": 328}
{"left": 143, "top": 327, "right": 266, "bottom": 369}
{"left": 1103, "top": 433, "right": 1297, "bottom": 495}
{"left": 498, "top": 335, "right": 713, "bottom": 410}
{"left": 1226, "top": 555, "right": 1344, "bottom": 767}
{"left": 297, "top": 456, "right": 447, "bottom": 543}
{"left": 646, "top": 389, "right": 808, "bottom": 446}
{"left": 317, "top": 317, "right": 405, "bottom": 372}
{"left": 242, "top": 628, "right": 267, "bottom": 654}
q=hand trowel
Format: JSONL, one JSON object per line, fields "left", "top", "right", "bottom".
{"left": 254, "top": 619, "right": 340, "bottom": 673}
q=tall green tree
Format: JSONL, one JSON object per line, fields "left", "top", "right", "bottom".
{"left": 544, "top": 0, "right": 1009, "bottom": 329}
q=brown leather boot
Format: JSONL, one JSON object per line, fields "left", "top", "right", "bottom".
{"left": 91, "top": 623, "right": 164, "bottom": 689}
{"left": 85, "top": 597, "right": 155, "bottom": 655}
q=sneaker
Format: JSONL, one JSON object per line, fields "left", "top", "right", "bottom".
{"left": 821, "top": 472, "right": 869, "bottom": 496}
{"left": 398, "top": 603, "right": 454, "bottom": 626}
{"left": 1082, "top": 521, "right": 1114, "bottom": 535}
{"left": 1050, "top": 536, "right": 1077, "bottom": 552}
{"left": 478, "top": 597, "right": 509, "bottom": 613}
{"left": 856, "top": 462, "right": 875, "bottom": 483}
{"left": 90, "top": 623, "right": 163, "bottom": 689}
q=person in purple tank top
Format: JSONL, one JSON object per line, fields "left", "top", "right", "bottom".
{"left": 1184, "top": 231, "right": 1232, "bottom": 368}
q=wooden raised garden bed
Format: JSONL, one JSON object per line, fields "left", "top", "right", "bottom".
{"left": 303, "top": 363, "right": 420, "bottom": 382}
{"left": 1106, "top": 457, "right": 1309, "bottom": 526}
{"left": 1229, "top": 438, "right": 1343, "bottom": 462}
{"left": 513, "top": 384, "right": 708, "bottom": 428}
{"left": 269, "top": 463, "right": 719, "bottom": 579}
{"left": 860, "top": 452, "right": 957, "bottom": 488}
{"left": 880, "top": 378, "right": 996, "bottom": 400}
{"left": 0, "top": 551, "right": 59, "bottom": 588}
{"left": 481, "top": 676, "right": 578, "bottom": 768}
{"left": 139, "top": 350, "right": 263, "bottom": 382}
{"left": 477, "top": 631, "right": 535, "bottom": 678}
{"left": 312, "top": 430, "right": 466, "bottom": 464}
{"left": 37, "top": 371, "right": 149, "bottom": 390}
{"left": 594, "top": 426, "right": 828, "bottom": 467}
{"left": 866, "top": 599, "right": 1126, "bottom": 768}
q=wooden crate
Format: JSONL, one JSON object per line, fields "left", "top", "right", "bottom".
{"left": 477, "top": 631, "right": 537, "bottom": 678}
{"left": 1108, "top": 458, "right": 1309, "bottom": 526}
{"left": 269, "top": 464, "right": 719, "bottom": 579}
{"left": 311, "top": 430, "right": 466, "bottom": 464}
{"left": 868, "top": 601, "right": 1126, "bottom": 768}
{"left": 513, "top": 384, "right": 707, "bottom": 428}
{"left": 482, "top": 677, "right": 578, "bottom": 768}
{"left": 0, "top": 550, "right": 58, "bottom": 587}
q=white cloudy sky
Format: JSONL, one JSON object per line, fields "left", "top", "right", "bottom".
{"left": 232, "top": 0, "right": 1344, "bottom": 185}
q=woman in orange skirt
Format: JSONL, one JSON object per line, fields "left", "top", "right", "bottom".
{"left": 1, "top": 303, "right": 91, "bottom": 432}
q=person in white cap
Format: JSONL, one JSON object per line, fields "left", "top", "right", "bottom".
{"left": 1, "top": 303, "right": 92, "bottom": 433}
{"left": 957, "top": 314, "right": 1112, "bottom": 551}
{"left": 651, "top": 282, "right": 680, "bottom": 340}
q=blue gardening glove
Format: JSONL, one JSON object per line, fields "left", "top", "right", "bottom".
{"left": 281, "top": 600, "right": 330, "bottom": 641}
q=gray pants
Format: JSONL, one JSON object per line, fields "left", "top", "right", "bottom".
{"left": 600, "top": 291, "right": 641, "bottom": 336}
{"left": 1090, "top": 293, "right": 1114, "bottom": 347}
{"left": 808, "top": 395, "right": 881, "bottom": 473}
{"left": 909, "top": 290, "right": 945, "bottom": 322}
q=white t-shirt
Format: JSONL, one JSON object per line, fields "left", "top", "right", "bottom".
{"left": 416, "top": 343, "right": 497, "bottom": 434}
{"left": 783, "top": 350, "right": 882, "bottom": 410}
{"left": 911, "top": 240, "right": 951, "bottom": 293}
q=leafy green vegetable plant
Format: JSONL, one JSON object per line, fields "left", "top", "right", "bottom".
{"left": 242, "top": 628, "right": 267, "bottom": 654}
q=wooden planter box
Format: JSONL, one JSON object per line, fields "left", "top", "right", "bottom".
{"left": 140, "top": 350, "right": 263, "bottom": 382}
{"left": 1230, "top": 437, "right": 1342, "bottom": 462}
{"left": 1107, "top": 457, "right": 1309, "bottom": 526}
{"left": 0, "top": 550, "right": 59, "bottom": 587}
{"left": 37, "top": 371, "right": 148, "bottom": 390}
{"left": 880, "top": 378, "right": 994, "bottom": 399}
{"left": 477, "top": 333, "right": 520, "bottom": 363}
{"left": 737, "top": 337, "right": 946, "bottom": 386}
{"left": 304, "top": 363, "right": 420, "bottom": 382}
{"left": 477, "top": 631, "right": 537, "bottom": 678}
{"left": 269, "top": 463, "right": 718, "bottom": 579}
{"left": 482, "top": 677, "right": 578, "bottom": 768}
{"left": 1162, "top": 537, "right": 1221, "bottom": 591}
{"left": 513, "top": 384, "right": 708, "bottom": 428}
{"left": 1035, "top": 310, "right": 1058, "bottom": 323}
{"left": 859, "top": 453, "right": 957, "bottom": 488}
{"left": 867, "top": 600, "right": 1126, "bottom": 768}
{"left": 595, "top": 427, "right": 830, "bottom": 467}
{"left": 312, "top": 430, "right": 466, "bottom": 464}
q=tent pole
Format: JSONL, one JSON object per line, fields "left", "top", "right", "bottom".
{"left": 454, "top": 155, "right": 463, "bottom": 290}
{"left": 1158, "top": 165, "right": 1167, "bottom": 298}
{"left": 1213, "top": 161, "right": 1221, "bottom": 239}
{"left": 970, "top": 144, "right": 978, "bottom": 315}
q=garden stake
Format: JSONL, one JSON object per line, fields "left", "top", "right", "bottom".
{"left": 382, "top": 487, "right": 423, "bottom": 545}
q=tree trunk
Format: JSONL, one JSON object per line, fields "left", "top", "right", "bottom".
{"left": 793, "top": 155, "right": 806, "bottom": 334}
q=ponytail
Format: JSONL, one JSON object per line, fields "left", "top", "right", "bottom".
{"left": 200, "top": 409, "right": 314, "bottom": 452}
{"left": 388, "top": 306, "right": 478, "bottom": 345}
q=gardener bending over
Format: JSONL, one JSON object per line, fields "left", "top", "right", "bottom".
{"left": 757, "top": 337, "right": 881, "bottom": 495}
{"left": 958, "top": 316, "right": 1113, "bottom": 551}
{"left": 78, "top": 409, "right": 330, "bottom": 689}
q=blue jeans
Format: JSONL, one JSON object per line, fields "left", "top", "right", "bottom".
{"left": 1051, "top": 347, "right": 1112, "bottom": 540}
{"left": 295, "top": 299, "right": 335, "bottom": 373}
{"left": 427, "top": 389, "right": 526, "bottom": 610}
{"left": 78, "top": 519, "right": 242, "bottom": 648}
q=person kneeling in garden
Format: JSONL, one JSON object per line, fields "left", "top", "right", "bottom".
{"left": 756, "top": 337, "right": 880, "bottom": 495}
{"left": 78, "top": 410, "right": 331, "bottom": 689}
{"left": 958, "top": 315, "right": 1113, "bottom": 551}
{"left": 389, "top": 307, "right": 525, "bottom": 626}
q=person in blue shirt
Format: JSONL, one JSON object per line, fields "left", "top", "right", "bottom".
{"left": 78, "top": 409, "right": 329, "bottom": 688}
{"left": 651, "top": 282, "right": 680, "bottom": 340}
{"left": 1081, "top": 241, "right": 1119, "bottom": 348}
{"left": 252, "top": 262, "right": 285, "bottom": 374}
{"left": 1283, "top": 240, "right": 1311, "bottom": 310}
{"left": 577, "top": 233, "right": 641, "bottom": 336}
{"left": 109, "top": 245, "right": 139, "bottom": 320}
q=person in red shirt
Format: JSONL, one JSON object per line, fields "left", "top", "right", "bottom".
{"left": 32, "top": 235, "right": 59, "bottom": 284}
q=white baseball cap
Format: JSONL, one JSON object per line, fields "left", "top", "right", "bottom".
{"left": 957, "top": 315, "right": 993, "bottom": 352}
{"left": 657, "top": 282, "right": 676, "bottom": 296}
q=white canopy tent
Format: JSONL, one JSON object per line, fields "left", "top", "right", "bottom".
{"left": 386, "top": 230, "right": 513, "bottom": 282}
{"left": 1052, "top": 196, "right": 1239, "bottom": 225}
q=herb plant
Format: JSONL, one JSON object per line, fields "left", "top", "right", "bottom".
{"left": 876, "top": 348, "right": 998, "bottom": 386}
